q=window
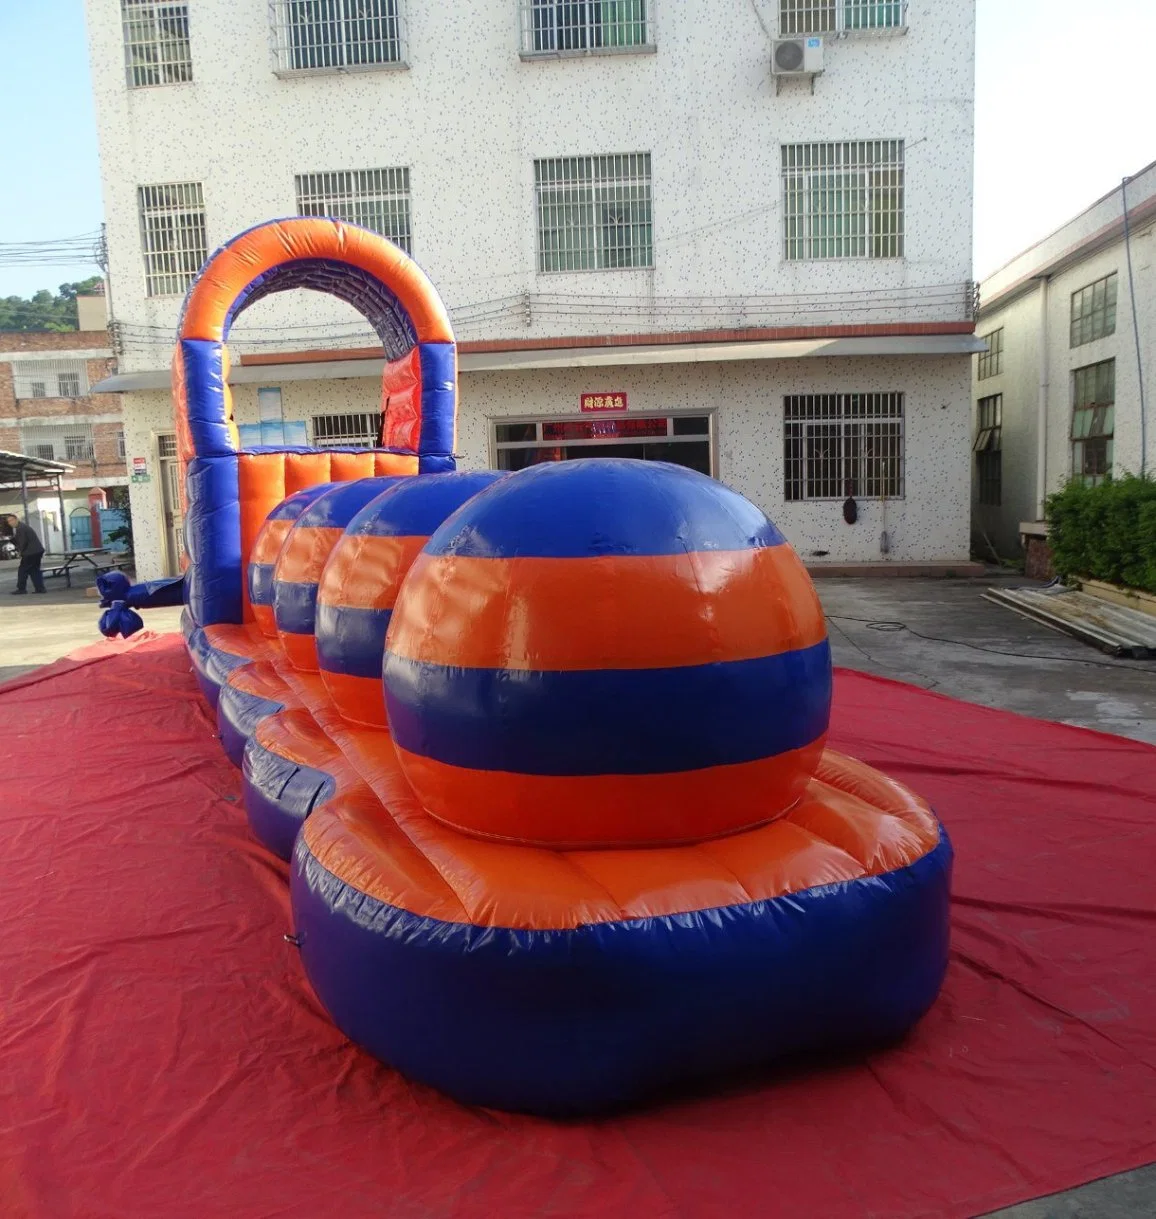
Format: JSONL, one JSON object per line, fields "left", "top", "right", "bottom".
{"left": 779, "top": 0, "right": 906, "bottom": 32}
{"left": 117, "top": 431, "right": 127, "bottom": 459}
{"left": 974, "top": 394, "right": 1002, "bottom": 507}
{"left": 493, "top": 414, "right": 713, "bottom": 475}
{"left": 158, "top": 433, "right": 179, "bottom": 458}
{"left": 1071, "top": 359, "right": 1115, "bottom": 486}
{"left": 121, "top": 1, "right": 192, "bottom": 87}
{"left": 782, "top": 141, "right": 904, "bottom": 260}
{"left": 296, "top": 168, "right": 412, "bottom": 254}
{"left": 520, "top": 2, "right": 651, "bottom": 54}
{"left": 784, "top": 393, "right": 904, "bottom": 501}
{"left": 138, "top": 182, "right": 208, "bottom": 297}
{"left": 270, "top": 0, "right": 403, "bottom": 73}
{"left": 20, "top": 424, "right": 95, "bottom": 465}
{"left": 33, "top": 444, "right": 55, "bottom": 462}
{"left": 311, "top": 412, "right": 380, "bottom": 447}
{"left": 11, "top": 360, "right": 90, "bottom": 399}
{"left": 535, "top": 154, "right": 653, "bottom": 272}
{"left": 65, "top": 434, "right": 95, "bottom": 462}
{"left": 1070, "top": 273, "right": 1118, "bottom": 348}
{"left": 977, "top": 327, "right": 1003, "bottom": 380}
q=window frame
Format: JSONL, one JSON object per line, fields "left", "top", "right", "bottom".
{"left": 519, "top": 1, "right": 655, "bottom": 57}
{"left": 121, "top": 0, "right": 193, "bottom": 88}
{"left": 137, "top": 181, "right": 209, "bottom": 298}
{"left": 1071, "top": 359, "right": 1115, "bottom": 485}
{"left": 310, "top": 412, "right": 382, "bottom": 448}
{"left": 783, "top": 392, "right": 905, "bottom": 502}
{"left": 1069, "top": 273, "right": 1118, "bottom": 349}
{"left": 534, "top": 153, "right": 654, "bottom": 273}
{"left": 977, "top": 327, "right": 1003, "bottom": 380}
{"left": 779, "top": 0, "right": 908, "bottom": 34}
{"left": 781, "top": 141, "right": 905, "bottom": 262}
{"left": 270, "top": 0, "right": 407, "bottom": 75}
{"left": 295, "top": 167, "right": 413, "bottom": 255}
{"left": 974, "top": 393, "right": 1002, "bottom": 507}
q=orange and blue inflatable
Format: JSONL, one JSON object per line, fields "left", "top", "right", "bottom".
{"left": 98, "top": 217, "right": 952, "bottom": 1116}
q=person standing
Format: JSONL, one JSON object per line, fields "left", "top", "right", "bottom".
{"left": 5, "top": 514, "right": 46, "bottom": 594}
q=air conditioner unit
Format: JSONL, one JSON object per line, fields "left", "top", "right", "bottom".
{"left": 771, "top": 36, "right": 824, "bottom": 77}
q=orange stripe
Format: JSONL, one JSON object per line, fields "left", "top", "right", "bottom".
{"left": 387, "top": 545, "right": 826, "bottom": 671}
{"left": 274, "top": 526, "right": 345, "bottom": 584}
{"left": 317, "top": 535, "right": 428, "bottom": 611}
{"left": 252, "top": 604, "right": 276, "bottom": 638}
{"left": 281, "top": 632, "right": 319, "bottom": 673}
{"left": 180, "top": 219, "right": 454, "bottom": 345}
{"left": 251, "top": 518, "right": 293, "bottom": 566}
{"left": 394, "top": 738, "right": 828, "bottom": 849}
{"left": 321, "top": 670, "right": 388, "bottom": 728}
{"left": 373, "top": 453, "right": 420, "bottom": 476}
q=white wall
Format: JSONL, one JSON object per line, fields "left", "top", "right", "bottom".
{"left": 84, "top": 0, "right": 976, "bottom": 371}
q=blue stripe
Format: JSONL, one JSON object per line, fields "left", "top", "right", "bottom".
{"left": 291, "top": 825, "right": 951, "bottom": 1115}
{"left": 273, "top": 580, "right": 320, "bottom": 635}
{"left": 185, "top": 454, "right": 242, "bottom": 626}
{"left": 417, "top": 342, "right": 456, "bottom": 458}
{"left": 267, "top": 482, "right": 340, "bottom": 521}
{"left": 218, "top": 684, "right": 285, "bottom": 768}
{"left": 297, "top": 477, "right": 406, "bottom": 529}
{"left": 249, "top": 562, "right": 275, "bottom": 606}
{"left": 383, "top": 641, "right": 831, "bottom": 775}
{"left": 423, "top": 460, "right": 785, "bottom": 559}
{"left": 346, "top": 471, "right": 504, "bottom": 538}
{"left": 316, "top": 603, "right": 393, "bottom": 679}
{"left": 180, "top": 339, "right": 233, "bottom": 458}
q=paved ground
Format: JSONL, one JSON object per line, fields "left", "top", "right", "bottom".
{"left": 2, "top": 564, "right": 1154, "bottom": 1216}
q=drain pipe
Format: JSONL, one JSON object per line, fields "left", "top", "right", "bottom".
{"left": 1035, "top": 275, "right": 1050, "bottom": 520}
{"left": 1121, "top": 175, "right": 1148, "bottom": 476}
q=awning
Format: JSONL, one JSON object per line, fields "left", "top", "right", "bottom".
{"left": 0, "top": 450, "right": 74, "bottom": 489}
{"left": 91, "top": 333, "right": 985, "bottom": 394}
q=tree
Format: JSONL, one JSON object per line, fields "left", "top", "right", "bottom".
{"left": 0, "top": 277, "right": 105, "bottom": 332}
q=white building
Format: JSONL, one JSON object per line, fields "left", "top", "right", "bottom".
{"left": 973, "top": 161, "right": 1156, "bottom": 560}
{"left": 84, "top": 0, "right": 979, "bottom": 579}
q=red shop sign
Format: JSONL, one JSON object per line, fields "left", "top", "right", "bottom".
{"left": 580, "top": 392, "right": 628, "bottom": 413}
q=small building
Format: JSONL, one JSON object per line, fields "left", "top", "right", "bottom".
{"left": 972, "top": 161, "right": 1156, "bottom": 563}
{"left": 85, "top": 0, "right": 982, "bottom": 580}
{"left": 0, "top": 292, "right": 130, "bottom": 551}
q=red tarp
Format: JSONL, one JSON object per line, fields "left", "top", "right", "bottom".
{"left": 2, "top": 634, "right": 1155, "bottom": 1219}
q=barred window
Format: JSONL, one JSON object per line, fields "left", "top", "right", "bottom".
{"left": 1070, "top": 273, "right": 1117, "bottom": 348}
{"left": 784, "top": 393, "right": 904, "bottom": 501}
{"left": 977, "top": 327, "right": 1003, "bottom": 380}
{"left": 520, "top": 1, "right": 651, "bottom": 54}
{"left": 271, "top": 0, "right": 403, "bottom": 72}
{"left": 11, "top": 360, "right": 91, "bottom": 400}
{"left": 138, "top": 182, "right": 208, "bottom": 297}
{"left": 117, "top": 430, "right": 127, "bottom": 459}
{"left": 19, "top": 424, "right": 96, "bottom": 466}
{"left": 121, "top": 1, "right": 192, "bottom": 88}
{"left": 780, "top": 0, "right": 906, "bottom": 33}
{"left": 311, "top": 412, "right": 380, "bottom": 447}
{"left": 296, "top": 168, "right": 412, "bottom": 254}
{"left": 974, "top": 394, "right": 1002, "bottom": 507}
{"left": 535, "top": 154, "right": 653, "bottom": 273}
{"left": 1072, "top": 359, "right": 1114, "bottom": 486}
{"left": 782, "top": 141, "right": 904, "bottom": 261}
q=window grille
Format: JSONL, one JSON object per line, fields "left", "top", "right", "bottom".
{"left": 520, "top": 1, "right": 651, "bottom": 54}
{"left": 138, "top": 182, "right": 208, "bottom": 297}
{"left": 157, "top": 433, "right": 179, "bottom": 458}
{"left": 976, "top": 327, "right": 1003, "bottom": 380}
{"left": 117, "top": 431, "right": 127, "bottom": 459}
{"left": 1071, "top": 359, "right": 1114, "bottom": 485}
{"left": 11, "top": 360, "right": 91, "bottom": 400}
{"left": 270, "top": 0, "right": 403, "bottom": 73}
{"left": 783, "top": 393, "right": 904, "bottom": 501}
{"left": 296, "top": 168, "right": 412, "bottom": 254}
{"left": 311, "top": 412, "right": 380, "bottom": 447}
{"left": 782, "top": 141, "right": 904, "bottom": 261}
{"left": 779, "top": 0, "right": 906, "bottom": 33}
{"left": 1070, "top": 273, "right": 1118, "bottom": 348}
{"left": 535, "top": 154, "right": 653, "bottom": 273}
{"left": 18, "top": 423, "right": 96, "bottom": 467}
{"left": 974, "top": 394, "right": 1002, "bottom": 507}
{"left": 121, "top": 0, "right": 193, "bottom": 87}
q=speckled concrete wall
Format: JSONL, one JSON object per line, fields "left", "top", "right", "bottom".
{"left": 85, "top": 0, "right": 976, "bottom": 372}
{"left": 124, "top": 351, "right": 971, "bottom": 578}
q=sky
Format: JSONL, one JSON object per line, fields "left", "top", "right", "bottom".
{"left": 0, "top": 0, "right": 1153, "bottom": 298}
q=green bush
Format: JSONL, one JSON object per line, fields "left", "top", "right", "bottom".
{"left": 1046, "top": 474, "right": 1156, "bottom": 592}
